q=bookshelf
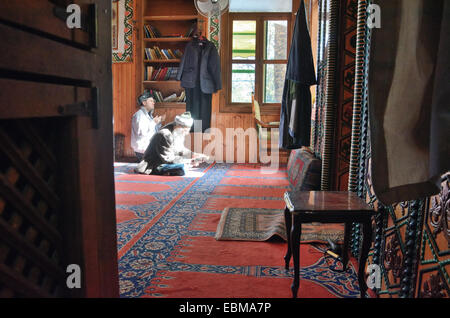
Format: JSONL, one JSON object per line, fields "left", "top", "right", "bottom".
{"left": 144, "top": 38, "right": 191, "bottom": 43}
{"left": 144, "top": 15, "right": 200, "bottom": 21}
{"left": 144, "top": 59, "right": 181, "bottom": 63}
{"left": 138, "top": 0, "right": 205, "bottom": 110}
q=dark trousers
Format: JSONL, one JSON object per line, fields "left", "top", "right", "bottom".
{"left": 185, "top": 86, "right": 212, "bottom": 132}
{"left": 135, "top": 152, "right": 144, "bottom": 162}
{"left": 154, "top": 163, "right": 185, "bottom": 176}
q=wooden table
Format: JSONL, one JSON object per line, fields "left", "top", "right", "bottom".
{"left": 283, "top": 191, "right": 376, "bottom": 298}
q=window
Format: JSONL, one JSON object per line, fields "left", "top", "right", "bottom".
{"left": 223, "top": 13, "right": 291, "bottom": 113}
{"left": 229, "top": 0, "right": 292, "bottom": 13}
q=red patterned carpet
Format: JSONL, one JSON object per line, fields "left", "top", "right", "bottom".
{"left": 114, "top": 162, "right": 362, "bottom": 298}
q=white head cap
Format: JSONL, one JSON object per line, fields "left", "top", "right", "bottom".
{"left": 175, "top": 112, "right": 193, "bottom": 128}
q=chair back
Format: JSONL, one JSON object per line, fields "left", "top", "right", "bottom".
{"left": 251, "top": 93, "right": 262, "bottom": 135}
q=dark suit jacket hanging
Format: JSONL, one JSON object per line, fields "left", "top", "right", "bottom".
{"left": 279, "top": 0, "right": 317, "bottom": 149}
{"left": 177, "top": 38, "right": 221, "bottom": 131}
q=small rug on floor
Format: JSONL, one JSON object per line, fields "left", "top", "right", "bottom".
{"left": 215, "top": 208, "right": 344, "bottom": 243}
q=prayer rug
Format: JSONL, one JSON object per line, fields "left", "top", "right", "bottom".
{"left": 215, "top": 207, "right": 344, "bottom": 243}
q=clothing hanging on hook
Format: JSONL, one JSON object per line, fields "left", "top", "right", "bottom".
{"left": 177, "top": 37, "right": 221, "bottom": 131}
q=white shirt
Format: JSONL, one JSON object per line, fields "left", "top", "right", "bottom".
{"left": 131, "top": 107, "right": 158, "bottom": 154}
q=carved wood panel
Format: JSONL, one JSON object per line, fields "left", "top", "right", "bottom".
{"left": 0, "top": 0, "right": 119, "bottom": 297}
{"left": 0, "top": 119, "right": 65, "bottom": 297}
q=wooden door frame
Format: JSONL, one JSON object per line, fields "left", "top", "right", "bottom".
{"left": 0, "top": 0, "right": 119, "bottom": 297}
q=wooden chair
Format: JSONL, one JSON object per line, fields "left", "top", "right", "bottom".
{"left": 251, "top": 93, "right": 292, "bottom": 163}
{"left": 283, "top": 191, "right": 376, "bottom": 298}
{"left": 251, "top": 93, "right": 280, "bottom": 148}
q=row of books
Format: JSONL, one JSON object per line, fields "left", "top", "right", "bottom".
{"left": 143, "top": 22, "right": 197, "bottom": 38}
{"left": 149, "top": 90, "right": 186, "bottom": 103}
{"left": 144, "top": 66, "right": 179, "bottom": 81}
{"left": 144, "top": 47, "right": 183, "bottom": 60}
{"left": 143, "top": 24, "right": 161, "bottom": 38}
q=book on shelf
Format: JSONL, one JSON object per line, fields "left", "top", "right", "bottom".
{"left": 169, "top": 67, "right": 178, "bottom": 80}
{"left": 163, "top": 93, "right": 178, "bottom": 102}
{"left": 143, "top": 25, "right": 151, "bottom": 38}
{"left": 163, "top": 68, "right": 171, "bottom": 81}
{"left": 160, "top": 49, "right": 170, "bottom": 60}
{"left": 173, "top": 49, "right": 183, "bottom": 58}
{"left": 143, "top": 24, "right": 161, "bottom": 38}
{"left": 155, "top": 67, "right": 164, "bottom": 79}
{"left": 165, "top": 68, "right": 175, "bottom": 80}
{"left": 167, "top": 49, "right": 176, "bottom": 59}
{"left": 158, "top": 67, "right": 168, "bottom": 81}
{"left": 152, "top": 46, "right": 161, "bottom": 59}
{"left": 144, "top": 21, "right": 196, "bottom": 38}
{"left": 155, "top": 91, "right": 164, "bottom": 103}
{"left": 164, "top": 33, "right": 183, "bottom": 38}
{"left": 147, "top": 89, "right": 186, "bottom": 103}
{"left": 144, "top": 46, "right": 182, "bottom": 61}
{"left": 185, "top": 22, "right": 197, "bottom": 38}
{"left": 145, "top": 66, "right": 180, "bottom": 81}
{"left": 144, "top": 47, "right": 156, "bottom": 60}
{"left": 177, "top": 90, "right": 186, "bottom": 102}
{"left": 144, "top": 24, "right": 190, "bottom": 39}
{"left": 144, "top": 65, "right": 154, "bottom": 81}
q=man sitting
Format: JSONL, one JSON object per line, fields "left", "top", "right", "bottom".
{"left": 135, "top": 112, "right": 208, "bottom": 175}
{"left": 131, "top": 90, "right": 165, "bottom": 161}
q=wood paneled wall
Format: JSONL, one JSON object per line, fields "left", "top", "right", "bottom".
{"left": 211, "top": 94, "right": 286, "bottom": 163}
{"left": 112, "top": 0, "right": 137, "bottom": 158}
{"left": 113, "top": 62, "right": 136, "bottom": 158}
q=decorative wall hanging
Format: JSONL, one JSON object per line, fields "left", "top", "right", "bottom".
{"left": 209, "top": 14, "right": 220, "bottom": 50}
{"left": 112, "top": 0, "right": 133, "bottom": 63}
{"left": 195, "top": 0, "right": 229, "bottom": 51}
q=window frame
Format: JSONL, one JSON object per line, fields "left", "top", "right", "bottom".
{"left": 220, "top": 12, "right": 292, "bottom": 114}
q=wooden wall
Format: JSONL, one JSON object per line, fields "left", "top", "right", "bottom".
{"left": 113, "top": 62, "right": 136, "bottom": 158}
{"left": 112, "top": 0, "right": 137, "bottom": 158}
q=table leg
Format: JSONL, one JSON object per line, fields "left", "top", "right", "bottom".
{"left": 342, "top": 222, "right": 351, "bottom": 271}
{"left": 358, "top": 219, "right": 373, "bottom": 298}
{"left": 291, "top": 214, "right": 302, "bottom": 298}
{"left": 284, "top": 207, "right": 292, "bottom": 270}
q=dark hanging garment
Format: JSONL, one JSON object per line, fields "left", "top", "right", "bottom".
{"left": 185, "top": 86, "right": 212, "bottom": 132}
{"left": 368, "top": 0, "right": 450, "bottom": 205}
{"left": 177, "top": 38, "right": 221, "bottom": 131}
{"left": 279, "top": 0, "right": 317, "bottom": 149}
